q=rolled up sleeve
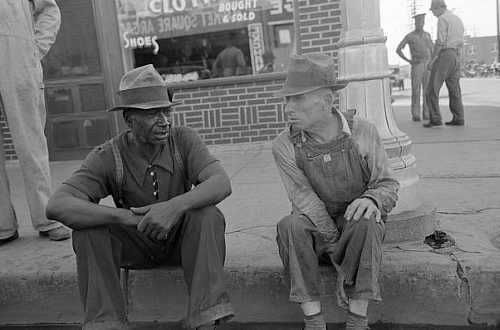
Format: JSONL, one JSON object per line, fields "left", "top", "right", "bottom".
{"left": 272, "top": 134, "right": 339, "bottom": 243}
{"left": 358, "top": 124, "right": 400, "bottom": 216}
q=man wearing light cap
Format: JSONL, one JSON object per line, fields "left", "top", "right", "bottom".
{"left": 396, "top": 13, "right": 434, "bottom": 121}
{"left": 424, "top": 0, "right": 465, "bottom": 127}
{"left": 46, "top": 65, "right": 234, "bottom": 329}
{"left": 272, "top": 54, "right": 399, "bottom": 330}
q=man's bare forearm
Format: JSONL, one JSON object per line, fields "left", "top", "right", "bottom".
{"left": 396, "top": 49, "right": 411, "bottom": 64}
{"left": 171, "top": 173, "right": 231, "bottom": 214}
{"left": 46, "top": 191, "right": 137, "bottom": 230}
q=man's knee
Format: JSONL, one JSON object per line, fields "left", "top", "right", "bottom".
{"left": 185, "top": 206, "right": 225, "bottom": 232}
{"left": 346, "top": 217, "right": 384, "bottom": 241}
{"left": 72, "top": 227, "right": 109, "bottom": 253}
{"left": 277, "top": 214, "right": 310, "bottom": 239}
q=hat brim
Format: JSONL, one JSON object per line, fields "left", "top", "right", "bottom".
{"left": 107, "top": 100, "right": 182, "bottom": 112}
{"left": 275, "top": 82, "right": 348, "bottom": 97}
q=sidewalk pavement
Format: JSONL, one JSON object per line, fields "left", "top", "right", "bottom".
{"left": 1, "top": 84, "right": 500, "bottom": 327}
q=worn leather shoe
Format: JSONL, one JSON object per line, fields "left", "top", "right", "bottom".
{"left": 423, "top": 121, "right": 443, "bottom": 128}
{"left": 445, "top": 120, "right": 464, "bottom": 126}
{"left": 39, "top": 226, "right": 71, "bottom": 241}
{"left": 0, "top": 231, "right": 19, "bottom": 246}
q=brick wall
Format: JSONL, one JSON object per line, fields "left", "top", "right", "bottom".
{"left": 171, "top": 74, "right": 287, "bottom": 145}
{"left": 2, "top": 1, "right": 343, "bottom": 160}
{"left": 296, "top": 0, "right": 342, "bottom": 56}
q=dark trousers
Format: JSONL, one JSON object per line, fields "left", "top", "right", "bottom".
{"left": 72, "top": 206, "right": 233, "bottom": 330}
{"left": 426, "top": 48, "right": 465, "bottom": 124}
{"left": 276, "top": 214, "right": 385, "bottom": 303}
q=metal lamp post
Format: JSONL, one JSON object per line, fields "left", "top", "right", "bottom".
{"left": 335, "top": 0, "right": 436, "bottom": 242}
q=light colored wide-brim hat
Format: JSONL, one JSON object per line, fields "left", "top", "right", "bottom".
{"left": 412, "top": 12, "right": 426, "bottom": 19}
{"left": 276, "top": 54, "right": 348, "bottom": 97}
{"left": 108, "top": 64, "right": 181, "bottom": 112}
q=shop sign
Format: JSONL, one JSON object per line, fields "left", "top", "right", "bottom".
{"left": 268, "top": 0, "right": 292, "bottom": 15}
{"left": 266, "top": 0, "right": 293, "bottom": 22}
{"left": 148, "top": 0, "right": 216, "bottom": 14}
{"left": 248, "top": 23, "right": 264, "bottom": 73}
{"left": 123, "top": 32, "right": 160, "bottom": 54}
{"left": 118, "top": 0, "right": 259, "bottom": 40}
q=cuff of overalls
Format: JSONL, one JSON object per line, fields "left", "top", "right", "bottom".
{"left": 346, "top": 290, "right": 383, "bottom": 302}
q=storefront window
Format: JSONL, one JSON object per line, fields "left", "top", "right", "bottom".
{"left": 43, "top": 0, "right": 101, "bottom": 80}
{"left": 115, "top": 0, "right": 294, "bottom": 82}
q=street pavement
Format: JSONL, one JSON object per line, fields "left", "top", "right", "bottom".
{"left": 1, "top": 78, "right": 500, "bottom": 327}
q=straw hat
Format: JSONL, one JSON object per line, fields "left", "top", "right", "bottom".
{"left": 276, "top": 54, "right": 348, "bottom": 97}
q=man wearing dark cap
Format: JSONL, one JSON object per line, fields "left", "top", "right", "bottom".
{"left": 272, "top": 54, "right": 399, "bottom": 330}
{"left": 396, "top": 12, "right": 434, "bottom": 122}
{"left": 46, "top": 64, "right": 234, "bottom": 330}
{"left": 425, "top": 0, "right": 465, "bottom": 127}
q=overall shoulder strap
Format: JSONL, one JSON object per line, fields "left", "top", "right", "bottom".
{"left": 109, "top": 137, "right": 125, "bottom": 208}
{"left": 341, "top": 108, "right": 356, "bottom": 130}
{"left": 169, "top": 128, "right": 190, "bottom": 191}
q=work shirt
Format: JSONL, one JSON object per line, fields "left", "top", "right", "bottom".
{"left": 272, "top": 111, "right": 399, "bottom": 238}
{"left": 63, "top": 127, "right": 217, "bottom": 208}
{"left": 436, "top": 10, "right": 464, "bottom": 49}
{"left": 400, "top": 30, "right": 433, "bottom": 63}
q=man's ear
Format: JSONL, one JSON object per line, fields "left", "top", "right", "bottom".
{"left": 322, "top": 92, "right": 334, "bottom": 112}
{"left": 326, "top": 91, "right": 335, "bottom": 106}
{"left": 123, "top": 110, "right": 133, "bottom": 128}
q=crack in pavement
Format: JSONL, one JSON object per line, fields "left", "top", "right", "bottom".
{"left": 226, "top": 230, "right": 275, "bottom": 243}
{"left": 413, "top": 138, "right": 500, "bottom": 145}
{"left": 436, "top": 207, "right": 500, "bottom": 215}
{"left": 227, "top": 144, "right": 265, "bottom": 180}
{"left": 421, "top": 174, "right": 500, "bottom": 179}
{"left": 448, "top": 252, "right": 477, "bottom": 325}
{"left": 226, "top": 225, "right": 276, "bottom": 235}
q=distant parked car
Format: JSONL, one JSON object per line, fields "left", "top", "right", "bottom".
{"left": 390, "top": 66, "right": 405, "bottom": 90}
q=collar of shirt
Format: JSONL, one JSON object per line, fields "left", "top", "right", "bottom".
{"left": 120, "top": 131, "right": 175, "bottom": 186}
{"left": 289, "top": 108, "right": 352, "bottom": 139}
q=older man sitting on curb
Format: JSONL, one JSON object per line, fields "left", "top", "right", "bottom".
{"left": 272, "top": 54, "right": 400, "bottom": 330}
{"left": 46, "top": 65, "right": 234, "bottom": 330}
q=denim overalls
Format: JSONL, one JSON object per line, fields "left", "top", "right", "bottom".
{"left": 277, "top": 116, "right": 386, "bottom": 303}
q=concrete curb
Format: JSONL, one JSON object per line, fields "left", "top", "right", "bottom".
{"left": 1, "top": 233, "right": 498, "bottom": 326}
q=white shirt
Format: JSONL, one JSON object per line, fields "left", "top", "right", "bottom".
{"left": 436, "top": 10, "right": 464, "bottom": 49}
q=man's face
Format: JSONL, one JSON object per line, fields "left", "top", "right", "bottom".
{"left": 415, "top": 17, "right": 425, "bottom": 30}
{"left": 126, "top": 107, "right": 172, "bottom": 145}
{"left": 430, "top": 6, "right": 444, "bottom": 17}
{"left": 284, "top": 90, "right": 329, "bottom": 130}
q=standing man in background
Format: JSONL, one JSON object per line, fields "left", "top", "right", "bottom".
{"left": 424, "top": 0, "right": 465, "bottom": 127}
{"left": 212, "top": 31, "right": 247, "bottom": 78}
{"left": 396, "top": 13, "right": 434, "bottom": 122}
{"left": 0, "top": 0, "right": 70, "bottom": 245}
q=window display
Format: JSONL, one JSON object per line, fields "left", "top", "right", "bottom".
{"left": 115, "top": 0, "right": 294, "bottom": 82}
{"left": 43, "top": 0, "right": 101, "bottom": 79}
